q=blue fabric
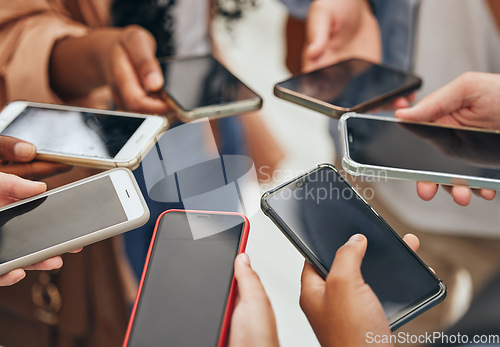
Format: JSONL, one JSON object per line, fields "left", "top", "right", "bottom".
{"left": 124, "top": 116, "right": 247, "bottom": 280}
{"left": 278, "top": 0, "right": 313, "bottom": 20}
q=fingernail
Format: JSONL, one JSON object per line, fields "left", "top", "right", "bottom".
{"left": 14, "top": 142, "right": 36, "bottom": 159}
{"left": 145, "top": 72, "right": 163, "bottom": 91}
{"left": 32, "top": 181, "right": 47, "bottom": 190}
{"left": 239, "top": 253, "right": 251, "bottom": 265}
{"left": 349, "top": 234, "right": 365, "bottom": 242}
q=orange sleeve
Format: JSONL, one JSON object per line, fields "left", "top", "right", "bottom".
{"left": 0, "top": 1, "right": 89, "bottom": 107}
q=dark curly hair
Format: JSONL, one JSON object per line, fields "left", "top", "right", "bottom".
{"left": 112, "top": 0, "right": 257, "bottom": 57}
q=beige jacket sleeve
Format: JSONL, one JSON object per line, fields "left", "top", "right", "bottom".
{"left": 0, "top": 1, "right": 90, "bottom": 107}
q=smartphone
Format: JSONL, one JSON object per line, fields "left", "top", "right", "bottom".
{"left": 160, "top": 55, "right": 262, "bottom": 121}
{"left": 339, "top": 113, "right": 500, "bottom": 190}
{"left": 0, "top": 101, "right": 167, "bottom": 169}
{"left": 274, "top": 58, "right": 422, "bottom": 118}
{"left": 0, "top": 168, "right": 149, "bottom": 276}
{"left": 123, "top": 209, "right": 250, "bottom": 347}
{"left": 261, "top": 164, "right": 446, "bottom": 331}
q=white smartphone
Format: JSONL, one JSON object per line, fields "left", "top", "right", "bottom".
{"left": 0, "top": 101, "right": 168, "bottom": 169}
{"left": 0, "top": 168, "right": 150, "bottom": 276}
{"left": 160, "top": 55, "right": 262, "bottom": 121}
{"left": 339, "top": 113, "right": 500, "bottom": 190}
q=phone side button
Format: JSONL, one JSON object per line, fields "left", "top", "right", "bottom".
{"left": 370, "top": 206, "right": 379, "bottom": 216}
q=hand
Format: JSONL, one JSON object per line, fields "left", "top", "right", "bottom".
{"left": 0, "top": 172, "right": 60, "bottom": 286}
{"left": 300, "top": 233, "right": 420, "bottom": 347}
{"left": 228, "top": 253, "right": 279, "bottom": 347}
{"left": 302, "top": 0, "right": 381, "bottom": 72}
{"left": 50, "top": 26, "right": 169, "bottom": 114}
{"left": 0, "top": 172, "right": 82, "bottom": 286}
{"left": 0, "top": 136, "right": 71, "bottom": 180}
{"left": 395, "top": 72, "right": 500, "bottom": 205}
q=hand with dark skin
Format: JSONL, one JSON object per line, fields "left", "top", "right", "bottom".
{"left": 300, "top": 233, "right": 420, "bottom": 347}
{"left": 0, "top": 136, "right": 71, "bottom": 180}
{"left": 396, "top": 72, "right": 500, "bottom": 206}
{"left": 50, "top": 25, "right": 169, "bottom": 114}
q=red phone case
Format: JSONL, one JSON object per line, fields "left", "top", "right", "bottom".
{"left": 122, "top": 209, "right": 250, "bottom": 347}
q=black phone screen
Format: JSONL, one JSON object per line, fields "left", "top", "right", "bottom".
{"left": 346, "top": 116, "right": 500, "bottom": 180}
{"left": 265, "top": 166, "right": 442, "bottom": 321}
{"left": 0, "top": 176, "right": 127, "bottom": 265}
{"left": 1, "top": 106, "right": 144, "bottom": 158}
{"left": 127, "top": 211, "right": 244, "bottom": 347}
{"left": 278, "top": 59, "right": 420, "bottom": 109}
{"left": 161, "top": 55, "right": 260, "bottom": 111}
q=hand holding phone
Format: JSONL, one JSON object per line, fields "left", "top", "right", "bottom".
{"left": 0, "top": 102, "right": 167, "bottom": 170}
{"left": 262, "top": 164, "right": 445, "bottom": 330}
{"left": 0, "top": 168, "right": 149, "bottom": 276}
{"left": 301, "top": 233, "right": 420, "bottom": 346}
{"left": 395, "top": 72, "right": 500, "bottom": 205}
{"left": 339, "top": 113, "right": 500, "bottom": 201}
{"left": 0, "top": 171, "right": 61, "bottom": 285}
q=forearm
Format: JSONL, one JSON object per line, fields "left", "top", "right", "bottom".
{"left": 49, "top": 29, "right": 121, "bottom": 100}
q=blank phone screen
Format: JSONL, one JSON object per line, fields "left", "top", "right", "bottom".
{"left": 346, "top": 117, "right": 500, "bottom": 180}
{"left": 278, "top": 59, "right": 419, "bottom": 109}
{"left": 266, "top": 167, "right": 441, "bottom": 320}
{"left": 0, "top": 176, "right": 127, "bottom": 265}
{"left": 127, "top": 211, "right": 244, "bottom": 347}
{"left": 161, "top": 55, "right": 260, "bottom": 111}
{"left": 1, "top": 106, "right": 144, "bottom": 158}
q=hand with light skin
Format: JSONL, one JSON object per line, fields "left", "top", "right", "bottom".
{"left": 50, "top": 25, "right": 169, "bottom": 114}
{"left": 302, "top": 0, "right": 382, "bottom": 73}
{"left": 395, "top": 72, "right": 500, "bottom": 206}
{"left": 228, "top": 253, "right": 280, "bottom": 347}
{"left": 0, "top": 172, "right": 66, "bottom": 286}
{"left": 302, "top": 0, "right": 412, "bottom": 109}
{"left": 0, "top": 136, "right": 71, "bottom": 180}
{"left": 300, "top": 233, "right": 420, "bottom": 347}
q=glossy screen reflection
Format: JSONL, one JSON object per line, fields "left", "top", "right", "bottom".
{"left": 161, "top": 55, "right": 259, "bottom": 111}
{"left": 128, "top": 211, "right": 243, "bottom": 347}
{"left": 346, "top": 117, "right": 500, "bottom": 180}
{"left": 266, "top": 167, "right": 441, "bottom": 319}
{"left": 1, "top": 107, "right": 144, "bottom": 158}
{"left": 0, "top": 176, "right": 127, "bottom": 264}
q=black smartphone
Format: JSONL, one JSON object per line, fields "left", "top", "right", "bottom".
{"left": 261, "top": 164, "right": 446, "bottom": 331}
{"left": 123, "top": 210, "right": 250, "bottom": 347}
{"left": 274, "top": 58, "right": 422, "bottom": 118}
{"left": 339, "top": 113, "right": 500, "bottom": 190}
{"left": 160, "top": 55, "right": 262, "bottom": 122}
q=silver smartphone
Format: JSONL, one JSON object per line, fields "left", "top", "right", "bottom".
{"left": 0, "top": 101, "right": 167, "bottom": 169}
{"left": 160, "top": 55, "right": 262, "bottom": 122}
{"left": 274, "top": 58, "right": 421, "bottom": 118}
{"left": 339, "top": 113, "right": 500, "bottom": 190}
{"left": 261, "top": 164, "right": 446, "bottom": 331}
{"left": 0, "top": 168, "right": 150, "bottom": 275}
